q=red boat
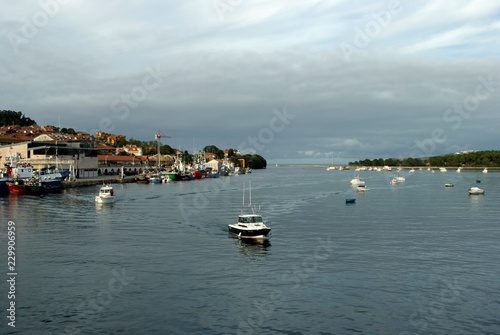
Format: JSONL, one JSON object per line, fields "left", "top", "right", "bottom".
{"left": 6, "top": 180, "right": 26, "bottom": 195}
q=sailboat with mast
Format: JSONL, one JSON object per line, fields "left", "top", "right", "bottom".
{"left": 228, "top": 181, "right": 271, "bottom": 239}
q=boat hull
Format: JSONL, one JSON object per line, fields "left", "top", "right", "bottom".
{"left": 41, "top": 180, "right": 62, "bottom": 192}
{"left": 165, "top": 172, "right": 182, "bottom": 181}
{"left": 0, "top": 180, "right": 9, "bottom": 195}
{"left": 6, "top": 181, "right": 26, "bottom": 195}
{"left": 228, "top": 225, "right": 271, "bottom": 239}
{"left": 95, "top": 195, "right": 115, "bottom": 204}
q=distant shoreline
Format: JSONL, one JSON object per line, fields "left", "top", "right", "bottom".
{"left": 273, "top": 164, "right": 499, "bottom": 170}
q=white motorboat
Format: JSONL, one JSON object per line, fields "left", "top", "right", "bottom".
{"left": 356, "top": 185, "right": 369, "bottom": 192}
{"left": 95, "top": 184, "right": 115, "bottom": 203}
{"left": 456, "top": 167, "right": 461, "bottom": 173}
{"left": 350, "top": 175, "right": 365, "bottom": 186}
{"left": 228, "top": 181, "right": 271, "bottom": 240}
{"left": 482, "top": 168, "right": 488, "bottom": 173}
{"left": 468, "top": 187, "right": 485, "bottom": 195}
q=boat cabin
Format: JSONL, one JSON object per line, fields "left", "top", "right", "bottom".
{"left": 238, "top": 215, "right": 263, "bottom": 224}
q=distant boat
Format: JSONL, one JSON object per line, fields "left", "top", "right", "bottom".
{"left": 356, "top": 185, "right": 369, "bottom": 192}
{"left": 439, "top": 167, "right": 447, "bottom": 172}
{"left": 482, "top": 168, "right": 488, "bottom": 173}
{"left": 149, "top": 173, "right": 163, "bottom": 184}
{"left": 468, "top": 187, "right": 485, "bottom": 195}
{"left": 456, "top": 167, "right": 461, "bottom": 173}
{"left": 350, "top": 175, "right": 365, "bottom": 186}
{"left": 444, "top": 183, "right": 454, "bottom": 187}
{"left": 95, "top": 184, "right": 115, "bottom": 203}
{"left": 345, "top": 198, "right": 356, "bottom": 204}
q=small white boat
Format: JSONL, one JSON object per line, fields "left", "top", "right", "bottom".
{"left": 357, "top": 185, "right": 369, "bottom": 192}
{"left": 95, "top": 184, "right": 115, "bottom": 203}
{"left": 444, "top": 183, "right": 454, "bottom": 187}
{"left": 409, "top": 168, "right": 415, "bottom": 173}
{"left": 482, "top": 168, "right": 488, "bottom": 173}
{"left": 228, "top": 182, "right": 270, "bottom": 240}
{"left": 468, "top": 187, "right": 485, "bottom": 195}
{"left": 326, "top": 166, "right": 335, "bottom": 171}
{"left": 439, "top": 167, "right": 447, "bottom": 172}
{"left": 350, "top": 175, "right": 365, "bottom": 186}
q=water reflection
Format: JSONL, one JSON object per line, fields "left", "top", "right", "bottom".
{"left": 229, "top": 236, "right": 271, "bottom": 258}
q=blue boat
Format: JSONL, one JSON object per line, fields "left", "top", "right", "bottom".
{"left": 345, "top": 198, "right": 356, "bottom": 204}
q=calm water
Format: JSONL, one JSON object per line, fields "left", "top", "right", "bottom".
{"left": 1, "top": 167, "right": 499, "bottom": 334}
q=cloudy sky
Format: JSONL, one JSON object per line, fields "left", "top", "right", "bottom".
{"left": 2, "top": 0, "right": 500, "bottom": 164}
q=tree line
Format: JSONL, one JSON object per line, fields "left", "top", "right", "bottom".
{"left": 0, "top": 110, "right": 36, "bottom": 126}
{"left": 115, "top": 139, "right": 267, "bottom": 169}
{"left": 349, "top": 151, "right": 500, "bottom": 167}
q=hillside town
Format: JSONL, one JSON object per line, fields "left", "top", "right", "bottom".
{"left": 0, "top": 123, "right": 263, "bottom": 180}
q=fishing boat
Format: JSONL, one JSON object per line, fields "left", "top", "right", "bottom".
{"left": 148, "top": 173, "right": 163, "bottom": 184}
{"left": 6, "top": 179, "right": 26, "bottom": 195}
{"left": 468, "top": 187, "right": 485, "bottom": 195}
{"left": 95, "top": 184, "right": 115, "bottom": 203}
{"left": 24, "top": 178, "right": 43, "bottom": 195}
{"left": 228, "top": 182, "right": 271, "bottom": 240}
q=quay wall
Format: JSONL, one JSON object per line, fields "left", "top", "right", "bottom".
{"left": 62, "top": 176, "right": 136, "bottom": 189}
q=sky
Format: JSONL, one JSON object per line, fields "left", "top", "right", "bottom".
{"left": 1, "top": 0, "right": 500, "bottom": 164}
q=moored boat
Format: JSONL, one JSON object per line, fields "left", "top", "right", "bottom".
{"left": 350, "top": 175, "right": 365, "bottom": 186}
{"left": 6, "top": 179, "right": 26, "bottom": 195}
{"left": 468, "top": 187, "right": 485, "bottom": 195}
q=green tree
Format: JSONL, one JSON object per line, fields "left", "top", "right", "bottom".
{"left": 0, "top": 110, "right": 36, "bottom": 126}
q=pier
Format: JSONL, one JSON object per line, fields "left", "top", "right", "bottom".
{"left": 62, "top": 175, "right": 136, "bottom": 188}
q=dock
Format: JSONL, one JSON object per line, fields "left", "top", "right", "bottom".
{"left": 62, "top": 176, "right": 136, "bottom": 189}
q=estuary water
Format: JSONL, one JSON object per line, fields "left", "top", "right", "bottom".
{"left": 0, "top": 166, "right": 499, "bottom": 335}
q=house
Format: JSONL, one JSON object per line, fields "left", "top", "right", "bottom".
{"left": 116, "top": 144, "right": 143, "bottom": 156}
{"left": 0, "top": 140, "right": 99, "bottom": 178}
{"left": 206, "top": 159, "right": 222, "bottom": 172}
